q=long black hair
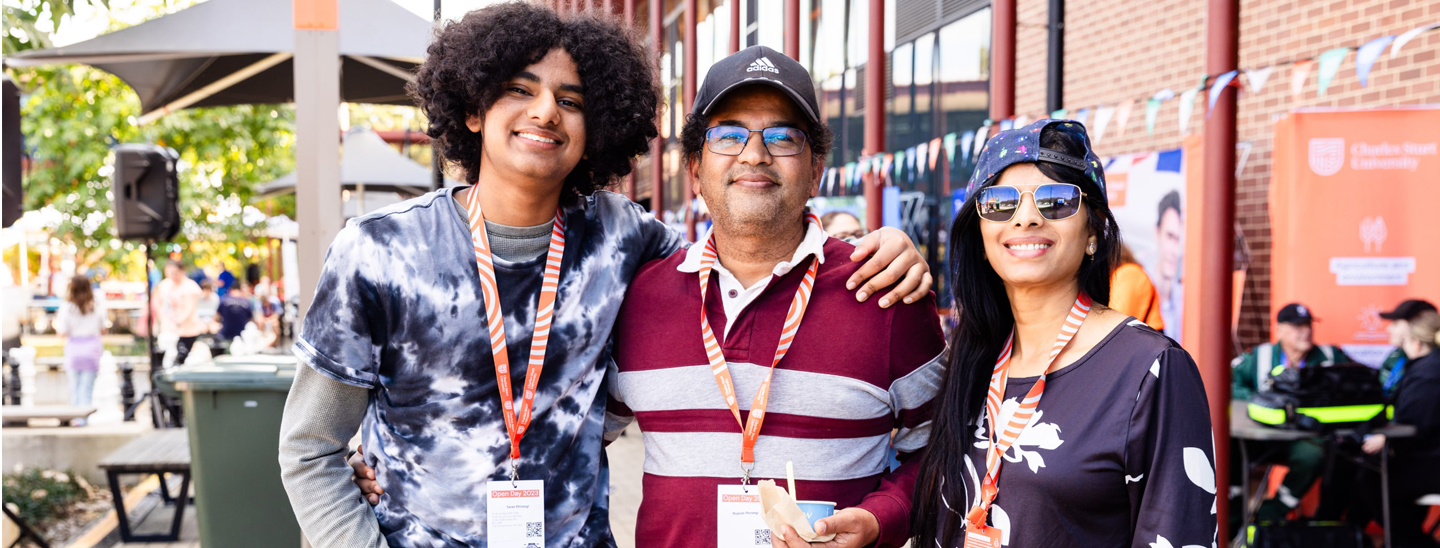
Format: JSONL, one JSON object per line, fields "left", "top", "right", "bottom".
{"left": 910, "top": 126, "right": 1122, "bottom": 546}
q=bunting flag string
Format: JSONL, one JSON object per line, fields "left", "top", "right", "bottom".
{"left": 810, "top": 20, "right": 1440, "bottom": 199}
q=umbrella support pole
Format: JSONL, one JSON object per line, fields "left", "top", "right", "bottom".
{"left": 137, "top": 52, "right": 293, "bottom": 125}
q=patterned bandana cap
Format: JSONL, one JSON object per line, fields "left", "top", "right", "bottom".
{"left": 965, "top": 118, "right": 1107, "bottom": 202}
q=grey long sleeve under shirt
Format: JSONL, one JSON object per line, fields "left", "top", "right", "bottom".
{"left": 276, "top": 198, "right": 553, "bottom": 547}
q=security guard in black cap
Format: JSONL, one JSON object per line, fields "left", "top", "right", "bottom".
{"left": 1231, "top": 302, "right": 1353, "bottom": 520}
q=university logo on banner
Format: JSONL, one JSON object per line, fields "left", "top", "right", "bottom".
{"left": 1308, "top": 138, "right": 1345, "bottom": 176}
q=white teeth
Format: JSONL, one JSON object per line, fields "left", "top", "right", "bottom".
{"left": 517, "top": 132, "right": 557, "bottom": 144}
{"left": 1006, "top": 243, "right": 1052, "bottom": 251}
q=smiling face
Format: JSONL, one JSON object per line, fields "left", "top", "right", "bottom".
{"left": 979, "top": 163, "right": 1095, "bottom": 291}
{"left": 687, "top": 86, "right": 823, "bottom": 236}
{"left": 467, "top": 48, "right": 587, "bottom": 193}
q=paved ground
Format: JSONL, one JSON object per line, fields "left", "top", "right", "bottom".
{"left": 607, "top": 422, "right": 645, "bottom": 548}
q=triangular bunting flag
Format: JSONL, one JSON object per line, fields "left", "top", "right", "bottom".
{"left": 1115, "top": 100, "right": 1133, "bottom": 138}
{"left": 1244, "top": 66, "right": 1274, "bottom": 95}
{"left": 1145, "top": 98, "right": 1161, "bottom": 135}
{"left": 1074, "top": 108, "right": 1091, "bottom": 129}
{"left": 1391, "top": 22, "right": 1440, "bottom": 59}
{"left": 972, "top": 126, "right": 990, "bottom": 161}
{"left": 943, "top": 132, "right": 958, "bottom": 164}
{"left": 1152, "top": 88, "right": 1175, "bottom": 102}
{"left": 882, "top": 154, "right": 894, "bottom": 186}
{"left": 1093, "top": 106, "right": 1116, "bottom": 143}
{"left": 1316, "top": 47, "right": 1350, "bottom": 96}
{"left": 893, "top": 151, "right": 905, "bottom": 182}
{"left": 915, "top": 143, "right": 929, "bottom": 178}
{"left": 999, "top": 119, "right": 1013, "bottom": 131}
{"left": 1291, "top": 60, "right": 1314, "bottom": 105}
{"left": 1356, "top": 36, "right": 1395, "bottom": 87}
{"left": 1179, "top": 87, "right": 1199, "bottom": 134}
{"left": 1207, "top": 70, "right": 1239, "bottom": 116}
{"left": 1051, "top": 109, "right": 1069, "bottom": 120}
{"left": 1014, "top": 115, "right": 1030, "bottom": 127}
{"left": 959, "top": 131, "right": 975, "bottom": 165}
{"left": 928, "top": 137, "right": 942, "bottom": 170}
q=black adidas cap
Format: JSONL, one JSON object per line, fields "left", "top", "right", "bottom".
{"left": 692, "top": 45, "right": 821, "bottom": 125}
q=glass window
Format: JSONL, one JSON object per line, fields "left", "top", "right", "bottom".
{"left": 939, "top": 8, "right": 991, "bottom": 83}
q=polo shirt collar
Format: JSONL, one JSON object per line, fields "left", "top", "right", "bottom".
{"left": 677, "top": 207, "right": 829, "bottom": 277}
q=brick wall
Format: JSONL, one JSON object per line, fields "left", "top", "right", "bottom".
{"left": 1011, "top": 0, "right": 1440, "bottom": 350}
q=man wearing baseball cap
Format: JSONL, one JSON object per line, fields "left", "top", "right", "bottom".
{"left": 1378, "top": 299, "right": 1438, "bottom": 395}
{"left": 605, "top": 46, "right": 945, "bottom": 548}
{"left": 1231, "top": 302, "right": 1354, "bottom": 521}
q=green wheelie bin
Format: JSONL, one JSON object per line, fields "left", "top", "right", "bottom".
{"left": 163, "top": 355, "right": 300, "bottom": 547}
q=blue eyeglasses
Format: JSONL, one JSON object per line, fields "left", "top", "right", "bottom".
{"left": 703, "top": 125, "right": 809, "bottom": 157}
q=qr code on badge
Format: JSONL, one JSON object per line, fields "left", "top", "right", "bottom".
{"left": 754, "top": 529, "right": 771, "bottom": 545}
{"left": 526, "top": 521, "right": 542, "bottom": 538}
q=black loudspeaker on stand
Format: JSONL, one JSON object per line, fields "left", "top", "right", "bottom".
{"left": 111, "top": 144, "right": 184, "bottom": 427}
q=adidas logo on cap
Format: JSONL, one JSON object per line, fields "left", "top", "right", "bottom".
{"left": 746, "top": 57, "right": 779, "bottom": 74}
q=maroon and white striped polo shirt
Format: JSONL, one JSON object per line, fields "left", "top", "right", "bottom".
{"left": 607, "top": 235, "right": 947, "bottom": 547}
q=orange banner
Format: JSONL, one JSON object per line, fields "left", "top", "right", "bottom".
{"left": 1270, "top": 107, "right": 1440, "bottom": 366}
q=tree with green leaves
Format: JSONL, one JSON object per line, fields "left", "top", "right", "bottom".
{"left": 5, "top": 0, "right": 298, "bottom": 279}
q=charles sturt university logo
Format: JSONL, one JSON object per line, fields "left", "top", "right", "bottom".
{"left": 747, "top": 57, "right": 779, "bottom": 74}
{"left": 1308, "top": 138, "right": 1345, "bottom": 176}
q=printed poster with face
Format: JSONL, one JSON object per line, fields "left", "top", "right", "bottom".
{"left": 1103, "top": 149, "right": 1188, "bottom": 343}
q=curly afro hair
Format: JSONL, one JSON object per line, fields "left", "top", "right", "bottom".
{"left": 408, "top": 2, "right": 661, "bottom": 199}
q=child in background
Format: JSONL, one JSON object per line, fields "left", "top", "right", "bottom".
{"left": 56, "top": 273, "right": 105, "bottom": 424}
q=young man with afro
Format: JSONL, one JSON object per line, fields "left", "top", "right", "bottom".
{"left": 276, "top": 3, "right": 931, "bottom": 546}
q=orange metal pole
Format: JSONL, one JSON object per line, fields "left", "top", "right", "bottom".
{"left": 729, "top": 0, "right": 740, "bottom": 53}
{"left": 991, "top": 0, "right": 1016, "bottom": 119}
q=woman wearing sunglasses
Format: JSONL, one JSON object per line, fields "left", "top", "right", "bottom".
{"left": 910, "top": 119, "right": 1217, "bottom": 548}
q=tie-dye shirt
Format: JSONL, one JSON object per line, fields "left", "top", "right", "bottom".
{"left": 294, "top": 187, "right": 685, "bottom": 547}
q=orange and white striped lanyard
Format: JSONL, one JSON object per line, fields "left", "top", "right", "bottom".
{"left": 698, "top": 212, "right": 822, "bottom": 484}
{"left": 965, "top": 293, "right": 1092, "bottom": 541}
{"left": 464, "top": 187, "right": 567, "bottom": 481}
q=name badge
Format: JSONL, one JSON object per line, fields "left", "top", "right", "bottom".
{"left": 717, "top": 484, "right": 771, "bottom": 548}
{"left": 964, "top": 526, "right": 1003, "bottom": 548}
{"left": 486, "top": 480, "right": 545, "bottom": 547}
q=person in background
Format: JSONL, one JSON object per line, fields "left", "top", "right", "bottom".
{"left": 252, "top": 281, "right": 282, "bottom": 347}
{"left": 1378, "top": 299, "right": 1437, "bottom": 396}
{"left": 1109, "top": 244, "right": 1164, "bottom": 331}
{"left": 56, "top": 274, "right": 104, "bottom": 423}
{"left": 212, "top": 281, "right": 255, "bottom": 354}
{"left": 821, "top": 210, "right": 867, "bottom": 241}
{"left": 215, "top": 263, "right": 236, "bottom": 297}
{"left": 197, "top": 279, "right": 219, "bottom": 327}
{"left": 1356, "top": 310, "right": 1440, "bottom": 548}
{"left": 154, "top": 260, "right": 204, "bottom": 367}
{"left": 1230, "top": 302, "right": 1352, "bottom": 521}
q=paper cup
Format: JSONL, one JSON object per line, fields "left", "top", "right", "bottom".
{"left": 794, "top": 501, "right": 836, "bottom": 529}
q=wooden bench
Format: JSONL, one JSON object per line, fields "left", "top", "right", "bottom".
{"left": 0, "top": 405, "right": 96, "bottom": 427}
{"left": 97, "top": 429, "right": 191, "bottom": 543}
